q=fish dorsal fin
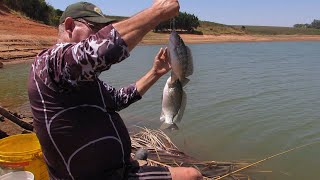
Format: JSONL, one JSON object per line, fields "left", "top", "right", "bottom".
{"left": 185, "top": 46, "right": 194, "bottom": 77}
{"left": 173, "top": 90, "right": 187, "bottom": 123}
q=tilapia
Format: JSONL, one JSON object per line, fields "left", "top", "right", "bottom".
{"left": 160, "top": 76, "right": 187, "bottom": 130}
{"left": 168, "top": 30, "right": 193, "bottom": 85}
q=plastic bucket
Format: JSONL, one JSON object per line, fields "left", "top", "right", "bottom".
{"left": 0, "top": 171, "right": 34, "bottom": 180}
{"left": 0, "top": 134, "right": 48, "bottom": 180}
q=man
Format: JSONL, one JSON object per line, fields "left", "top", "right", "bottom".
{"left": 28, "top": 1, "right": 202, "bottom": 180}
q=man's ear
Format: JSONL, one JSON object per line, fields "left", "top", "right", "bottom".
{"left": 64, "top": 17, "right": 75, "bottom": 38}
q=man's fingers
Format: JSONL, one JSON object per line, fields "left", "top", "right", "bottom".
{"left": 163, "top": 47, "right": 168, "bottom": 57}
{"left": 164, "top": 47, "right": 171, "bottom": 64}
{"left": 156, "top": 48, "right": 164, "bottom": 59}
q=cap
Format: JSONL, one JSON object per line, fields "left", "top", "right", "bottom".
{"left": 59, "top": 2, "right": 116, "bottom": 24}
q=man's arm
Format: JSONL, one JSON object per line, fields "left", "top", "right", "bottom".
{"left": 113, "top": 0, "right": 179, "bottom": 51}
{"left": 101, "top": 48, "right": 170, "bottom": 111}
{"left": 101, "top": 82, "right": 142, "bottom": 112}
{"left": 136, "top": 47, "right": 170, "bottom": 96}
{"left": 47, "top": 0, "right": 178, "bottom": 90}
{"left": 47, "top": 26, "right": 130, "bottom": 89}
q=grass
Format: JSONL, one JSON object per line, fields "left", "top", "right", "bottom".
{"left": 131, "top": 127, "right": 320, "bottom": 180}
{"left": 235, "top": 25, "right": 320, "bottom": 35}
{"left": 131, "top": 127, "right": 250, "bottom": 179}
{"left": 105, "top": 15, "right": 128, "bottom": 21}
{"left": 197, "top": 22, "right": 320, "bottom": 35}
{"left": 198, "top": 21, "right": 245, "bottom": 35}
{"left": 107, "top": 15, "right": 320, "bottom": 36}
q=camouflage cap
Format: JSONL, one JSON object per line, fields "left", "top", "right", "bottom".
{"left": 59, "top": 2, "right": 115, "bottom": 24}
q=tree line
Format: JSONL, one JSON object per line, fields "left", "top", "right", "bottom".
{"left": 294, "top": 19, "right": 320, "bottom": 29}
{"left": 2, "top": 0, "right": 201, "bottom": 33}
{"left": 154, "top": 12, "right": 200, "bottom": 33}
{"left": 2, "top": 0, "right": 62, "bottom": 26}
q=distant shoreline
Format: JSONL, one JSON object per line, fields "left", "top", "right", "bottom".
{"left": 140, "top": 34, "right": 320, "bottom": 45}
{"left": 2, "top": 34, "right": 320, "bottom": 66}
{"left": 2, "top": 2, "right": 320, "bottom": 66}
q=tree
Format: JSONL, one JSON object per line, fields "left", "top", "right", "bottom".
{"left": 310, "top": 19, "right": 320, "bottom": 29}
{"left": 294, "top": 24, "right": 308, "bottom": 28}
{"left": 3, "top": 0, "right": 62, "bottom": 26}
{"left": 155, "top": 12, "right": 200, "bottom": 33}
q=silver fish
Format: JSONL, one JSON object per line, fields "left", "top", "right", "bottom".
{"left": 168, "top": 30, "right": 193, "bottom": 85}
{"left": 160, "top": 76, "right": 187, "bottom": 130}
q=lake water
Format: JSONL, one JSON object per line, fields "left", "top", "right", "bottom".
{"left": 1, "top": 42, "right": 320, "bottom": 179}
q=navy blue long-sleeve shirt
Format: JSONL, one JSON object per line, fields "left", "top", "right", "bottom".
{"left": 28, "top": 25, "right": 141, "bottom": 179}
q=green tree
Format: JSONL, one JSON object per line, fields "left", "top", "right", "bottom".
{"left": 310, "top": 19, "right": 320, "bottom": 29}
{"left": 155, "top": 12, "right": 200, "bottom": 33}
{"left": 294, "top": 24, "right": 308, "bottom": 28}
{"left": 3, "top": 0, "right": 62, "bottom": 26}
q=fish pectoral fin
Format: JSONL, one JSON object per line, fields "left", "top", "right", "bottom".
{"left": 160, "top": 122, "right": 179, "bottom": 130}
{"left": 173, "top": 90, "right": 187, "bottom": 123}
{"left": 181, "top": 78, "right": 190, "bottom": 87}
{"left": 170, "top": 71, "right": 179, "bottom": 82}
{"left": 186, "top": 46, "right": 194, "bottom": 77}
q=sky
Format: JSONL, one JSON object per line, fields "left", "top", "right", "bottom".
{"left": 45, "top": 0, "right": 320, "bottom": 27}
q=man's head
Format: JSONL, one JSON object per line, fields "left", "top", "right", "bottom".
{"left": 58, "top": 2, "right": 115, "bottom": 43}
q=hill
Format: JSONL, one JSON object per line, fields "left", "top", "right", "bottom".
{"left": 106, "top": 15, "right": 320, "bottom": 36}
{"left": 198, "top": 21, "right": 245, "bottom": 35}
{"left": 1, "top": 2, "right": 320, "bottom": 65}
{"left": 237, "top": 25, "right": 320, "bottom": 35}
{"left": 0, "top": 3, "right": 57, "bottom": 63}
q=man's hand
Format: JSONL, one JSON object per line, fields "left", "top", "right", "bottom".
{"left": 113, "top": 0, "right": 179, "bottom": 51}
{"left": 152, "top": 0, "right": 180, "bottom": 21}
{"left": 136, "top": 47, "right": 171, "bottom": 96}
{"left": 152, "top": 47, "right": 171, "bottom": 77}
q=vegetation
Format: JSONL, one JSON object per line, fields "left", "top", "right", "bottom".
{"left": 236, "top": 25, "right": 320, "bottom": 35}
{"left": 1, "top": 0, "right": 320, "bottom": 36}
{"left": 131, "top": 127, "right": 250, "bottom": 179}
{"left": 105, "top": 15, "right": 127, "bottom": 21}
{"left": 310, "top": 19, "right": 320, "bottom": 29}
{"left": 294, "top": 19, "right": 320, "bottom": 29}
{"left": 2, "top": 0, "right": 62, "bottom": 26}
{"left": 198, "top": 21, "right": 244, "bottom": 35}
{"left": 155, "top": 12, "right": 200, "bottom": 33}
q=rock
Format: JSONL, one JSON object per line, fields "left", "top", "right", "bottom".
{"left": 134, "top": 148, "right": 149, "bottom": 160}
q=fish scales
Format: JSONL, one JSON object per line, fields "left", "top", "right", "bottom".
{"left": 160, "top": 31, "right": 192, "bottom": 130}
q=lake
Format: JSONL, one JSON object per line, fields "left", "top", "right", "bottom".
{"left": 1, "top": 41, "right": 320, "bottom": 179}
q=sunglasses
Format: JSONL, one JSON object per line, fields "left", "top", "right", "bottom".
{"left": 74, "top": 18, "right": 104, "bottom": 32}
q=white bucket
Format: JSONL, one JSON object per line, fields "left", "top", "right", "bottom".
{"left": 0, "top": 171, "right": 34, "bottom": 180}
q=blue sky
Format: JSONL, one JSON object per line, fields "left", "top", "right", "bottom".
{"left": 45, "top": 0, "right": 320, "bottom": 27}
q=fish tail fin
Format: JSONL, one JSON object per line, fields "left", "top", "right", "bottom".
{"left": 160, "top": 122, "right": 179, "bottom": 130}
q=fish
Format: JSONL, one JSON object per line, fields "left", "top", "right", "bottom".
{"left": 168, "top": 30, "right": 193, "bottom": 85}
{"left": 160, "top": 76, "right": 187, "bottom": 130}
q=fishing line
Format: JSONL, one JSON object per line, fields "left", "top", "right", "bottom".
{"left": 170, "top": 18, "right": 176, "bottom": 31}
{"left": 215, "top": 140, "right": 320, "bottom": 180}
